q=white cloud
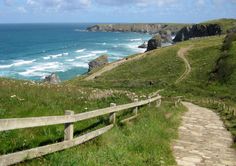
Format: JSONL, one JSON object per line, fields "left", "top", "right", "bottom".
{"left": 95, "top": 0, "right": 178, "bottom": 7}
{"left": 26, "top": 0, "right": 91, "bottom": 11}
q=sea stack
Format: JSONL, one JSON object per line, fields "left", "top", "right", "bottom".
{"left": 44, "top": 73, "right": 61, "bottom": 84}
{"left": 88, "top": 55, "right": 108, "bottom": 72}
{"left": 146, "top": 34, "right": 162, "bottom": 51}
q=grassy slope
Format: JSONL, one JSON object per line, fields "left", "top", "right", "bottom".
{"left": 0, "top": 73, "right": 185, "bottom": 165}
{"left": 22, "top": 103, "right": 185, "bottom": 166}
{"left": 0, "top": 79, "right": 131, "bottom": 155}
{"left": 76, "top": 36, "right": 224, "bottom": 96}
{"left": 76, "top": 35, "right": 236, "bottom": 148}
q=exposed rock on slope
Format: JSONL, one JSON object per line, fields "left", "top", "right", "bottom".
{"left": 44, "top": 73, "right": 61, "bottom": 84}
{"left": 146, "top": 34, "right": 162, "bottom": 51}
{"left": 146, "top": 31, "right": 173, "bottom": 51}
{"left": 159, "top": 30, "right": 173, "bottom": 43}
{"left": 87, "top": 23, "right": 188, "bottom": 34}
{"left": 173, "top": 24, "right": 222, "bottom": 42}
{"left": 88, "top": 55, "right": 108, "bottom": 72}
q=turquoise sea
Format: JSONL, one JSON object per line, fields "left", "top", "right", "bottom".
{"left": 0, "top": 24, "right": 151, "bottom": 81}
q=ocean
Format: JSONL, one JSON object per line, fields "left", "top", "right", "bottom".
{"left": 0, "top": 23, "right": 151, "bottom": 81}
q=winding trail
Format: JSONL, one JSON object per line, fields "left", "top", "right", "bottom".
{"left": 85, "top": 46, "right": 193, "bottom": 82}
{"left": 85, "top": 58, "right": 126, "bottom": 81}
{"left": 175, "top": 46, "right": 192, "bottom": 84}
{"left": 173, "top": 102, "right": 236, "bottom": 166}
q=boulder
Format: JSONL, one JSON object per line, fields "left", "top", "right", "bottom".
{"left": 44, "top": 73, "right": 61, "bottom": 84}
{"left": 88, "top": 55, "right": 108, "bottom": 72}
{"left": 174, "top": 24, "right": 222, "bottom": 42}
{"left": 146, "top": 34, "right": 162, "bottom": 51}
{"left": 138, "top": 42, "right": 148, "bottom": 48}
{"left": 159, "top": 30, "right": 173, "bottom": 43}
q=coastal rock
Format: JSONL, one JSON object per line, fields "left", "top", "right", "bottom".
{"left": 173, "top": 24, "right": 222, "bottom": 42}
{"left": 88, "top": 55, "right": 108, "bottom": 72}
{"left": 159, "top": 30, "right": 173, "bottom": 43}
{"left": 87, "top": 24, "right": 188, "bottom": 34}
{"left": 44, "top": 73, "right": 61, "bottom": 84}
{"left": 146, "top": 34, "right": 162, "bottom": 51}
{"left": 138, "top": 42, "right": 148, "bottom": 48}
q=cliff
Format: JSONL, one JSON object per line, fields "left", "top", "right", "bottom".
{"left": 173, "top": 24, "right": 222, "bottom": 42}
{"left": 87, "top": 23, "right": 189, "bottom": 35}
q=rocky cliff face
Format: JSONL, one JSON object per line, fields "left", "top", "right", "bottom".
{"left": 173, "top": 24, "right": 222, "bottom": 42}
{"left": 146, "top": 31, "right": 173, "bottom": 52}
{"left": 146, "top": 35, "right": 162, "bottom": 51}
{"left": 87, "top": 24, "right": 188, "bottom": 35}
{"left": 88, "top": 55, "right": 108, "bottom": 72}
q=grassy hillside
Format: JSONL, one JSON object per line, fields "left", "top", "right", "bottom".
{"left": 75, "top": 34, "right": 236, "bottom": 148}
{"left": 202, "top": 18, "right": 236, "bottom": 33}
{"left": 210, "top": 32, "right": 236, "bottom": 84}
{"left": 0, "top": 79, "right": 131, "bottom": 155}
{"left": 75, "top": 36, "right": 224, "bottom": 96}
{"left": 21, "top": 103, "right": 185, "bottom": 165}
{"left": 0, "top": 76, "right": 185, "bottom": 165}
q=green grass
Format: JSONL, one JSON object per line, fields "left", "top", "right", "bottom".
{"left": 19, "top": 102, "right": 185, "bottom": 166}
{"left": 71, "top": 45, "right": 184, "bottom": 94}
{"left": 0, "top": 78, "right": 131, "bottom": 155}
{"left": 73, "top": 36, "right": 224, "bottom": 95}
{"left": 72, "top": 34, "right": 236, "bottom": 148}
{"left": 0, "top": 77, "right": 185, "bottom": 165}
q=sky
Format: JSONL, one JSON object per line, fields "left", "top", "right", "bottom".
{"left": 0, "top": 0, "right": 236, "bottom": 23}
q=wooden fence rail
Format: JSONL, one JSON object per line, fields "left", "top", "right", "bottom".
{"left": 0, "top": 95, "right": 161, "bottom": 166}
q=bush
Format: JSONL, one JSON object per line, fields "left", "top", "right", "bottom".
{"left": 210, "top": 32, "right": 236, "bottom": 83}
{"left": 221, "top": 32, "right": 236, "bottom": 51}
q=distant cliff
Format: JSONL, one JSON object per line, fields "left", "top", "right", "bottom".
{"left": 173, "top": 24, "right": 222, "bottom": 42}
{"left": 87, "top": 23, "right": 189, "bottom": 35}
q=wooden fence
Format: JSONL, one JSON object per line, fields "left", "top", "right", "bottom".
{"left": 0, "top": 95, "right": 162, "bottom": 166}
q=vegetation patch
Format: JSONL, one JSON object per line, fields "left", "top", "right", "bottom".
{"left": 21, "top": 102, "right": 186, "bottom": 166}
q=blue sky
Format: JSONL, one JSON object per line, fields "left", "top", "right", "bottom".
{"left": 0, "top": 0, "right": 236, "bottom": 23}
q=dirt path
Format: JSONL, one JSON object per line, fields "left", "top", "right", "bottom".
{"left": 84, "top": 52, "right": 148, "bottom": 81}
{"left": 175, "top": 46, "right": 192, "bottom": 84}
{"left": 173, "top": 102, "right": 236, "bottom": 166}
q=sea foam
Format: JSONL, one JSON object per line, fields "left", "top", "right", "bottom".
{"left": 75, "top": 53, "right": 97, "bottom": 59}
{"left": 13, "top": 60, "right": 36, "bottom": 66}
{"left": 129, "top": 38, "right": 142, "bottom": 42}
{"left": 91, "top": 50, "right": 108, "bottom": 54}
{"left": 43, "top": 53, "right": 68, "bottom": 60}
{"left": 19, "top": 62, "right": 64, "bottom": 77}
{"left": 75, "top": 49, "right": 86, "bottom": 53}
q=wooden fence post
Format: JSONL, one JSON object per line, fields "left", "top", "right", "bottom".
{"left": 133, "top": 99, "right": 138, "bottom": 115}
{"left": 64, "top": 110, "right": 74, "bottom": 141}
{"left": 109, "top": 103, "right": 116, "bottom": 124}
